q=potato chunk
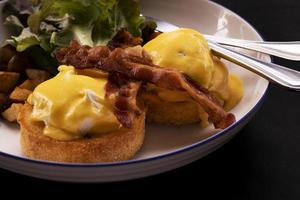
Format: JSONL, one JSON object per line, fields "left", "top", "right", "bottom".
{"left": 0, "top": 45, "right": 17, "bottom": 64}
{"left": 7, "top": 54, "right": 32, "bottom": 74}
{"left": 9, "top": 87, "right": 32, "bottom": 102}
{"left": 1, "top": 103, "right": 23, "bottom": 122}
{"left": 0, "top": 71, "right": 20, "bottom": 93}
{"left": 26, "top": 69, "right": 50, "bottom": 84}
{"left": 19, "top": 79, "right": 39, "bottom": 91}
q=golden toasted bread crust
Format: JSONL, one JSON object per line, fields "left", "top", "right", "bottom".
{"left": 18, "top": 103, "right": 145, "bottom": 163}
{"left": 141, "top": 92, "right": 200, "bottom": 125}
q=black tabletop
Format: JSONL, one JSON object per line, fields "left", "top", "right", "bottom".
{"left": 1, "top": 0, "right": 300, "bottom": 198}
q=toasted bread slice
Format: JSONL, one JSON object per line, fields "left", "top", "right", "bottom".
{"left": 141, "top": 92, "right": 200, "bottom": 125}
{"left": 18, "top": 103, "right": 145, "bottom": 163}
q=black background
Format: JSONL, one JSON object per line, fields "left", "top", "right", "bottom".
{"left": 1, "top": 0, "right": 300, "bottom": 199}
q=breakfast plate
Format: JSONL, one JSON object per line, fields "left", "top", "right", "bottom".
{"left": 0, "top": 0, "right": 269, "bottom": 182}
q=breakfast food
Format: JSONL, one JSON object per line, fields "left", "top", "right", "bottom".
{"left": 1, "top": 0, "right": 244, "bottom": 163}
{"left": 18, "top": 35, "right": 240, "bottom": 162}
{"left": 0, "top": 44, "right": 51, "bottom": 120}
{"left": 143, "top": 29, "right": 244, "bottom": 126}
{"left": 19, "top": 103, "right": 145, "bottom": 162}
{"left": 18, "top": 66, "right": 145, "bottom": 162}
{"left": 1, "top": 0, "right": 150, "bottom": 162}
{"left": 55, "top": 42, "right": 236, "bottom": 129}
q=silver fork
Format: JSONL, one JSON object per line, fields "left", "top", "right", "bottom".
{"left": 146, "top": 16, "right": 300, "bottom": 91}
{"left": 147, "top": 16, "right": 300, "bottom": 61}
{"left": 204, "top": 35, "right": 300, "bottom": 61}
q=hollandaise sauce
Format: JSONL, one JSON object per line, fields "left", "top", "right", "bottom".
{"left": 144, "top": 28, "right": 244, "bottom": 121}
{"left": 28, "top": 66, "right": 120, "bottom": 141}
{"left": 144, "top": 28, "right": 214, "bottom": 88}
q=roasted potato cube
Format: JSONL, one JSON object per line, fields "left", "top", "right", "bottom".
{"left": 1, "top": 103, "right": 23, "bottom": 122}
{"left": 26, "top": 69, "right": 50, "bottom": 83}
{"left": 7, "top": 53, "right": 32, "bottom": 74}
{"left": 0, "top": 71, "right": 20, "bottom": 93}
{"left": 9, "top": 87, "right": 32, "bottom": 102}
{"left": 19, "top": 79, "right": 39, "bottom": 91}
{"left": 0, "top": 93, "right": 9, "bottom": 112}
{"left": 0, "top": 45, "right": 17, "bottom": 64}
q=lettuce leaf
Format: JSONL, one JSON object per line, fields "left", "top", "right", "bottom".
{"left": 4, "top": 0, "right": 146, "bottom": 53}
{"left": 12, "top": 28, "right": 40, "bottom": 51}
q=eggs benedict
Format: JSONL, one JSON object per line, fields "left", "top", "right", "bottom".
{"left": 18, "top": 66, "right": 146, "bottom": 162}
{"left": 28, "top": 65, "right": 120, "bottom": 140}
{"left": 143, "top": 28, "right": 244, "bottom": 126}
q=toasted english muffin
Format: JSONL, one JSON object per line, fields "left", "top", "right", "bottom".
{"left": 18, "top": 103, "right": 145, "bottom": 163}
{"left": 141, "top": 92, "right": 205, "bottom": 126}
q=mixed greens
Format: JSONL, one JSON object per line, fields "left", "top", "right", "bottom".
{"left": 2, "top": 0, "right": 155, "bottom": 74}
{"left": 4, "top": 0, "right": 146, "bottom": 53}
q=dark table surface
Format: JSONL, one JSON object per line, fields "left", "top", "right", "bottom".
{"left": 1, "top": 0, "right": 300, "bottom": 198}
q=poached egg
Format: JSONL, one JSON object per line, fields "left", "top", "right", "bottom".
{"left": 143, "top": 28, "right": 244, "bottom": 111}
{"left": 28, "top": 65, "right": 120, "bottom": 141}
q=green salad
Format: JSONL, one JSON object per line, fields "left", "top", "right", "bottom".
{"left": 2, "top": 0, "right": 155, "bottom": 74}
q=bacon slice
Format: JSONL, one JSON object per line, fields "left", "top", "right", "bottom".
{"left": 56, "top": 41, "right": 110, "bottom": 69}
{"left": 105, "top": 73, "right": 142, "bottom": 128}
{"left": 107, "top": 28, "right": 143, "bottom": 50}
{"left": 56, "top": 43, "right": 236, "bottom": 129}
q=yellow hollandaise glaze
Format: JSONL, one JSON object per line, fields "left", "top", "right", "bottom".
{"left": 143, "top": 28, "right": 244, "bottom": 111}
{"left": 28, "top": 66, "right": 120, "bottom": 141}
{"left": 144, "top": 28, "right": 214, "bottom": 88}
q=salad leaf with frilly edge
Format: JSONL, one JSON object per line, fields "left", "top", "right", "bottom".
{"left": 3, "top": 0, "right": 146, "bottom": 53}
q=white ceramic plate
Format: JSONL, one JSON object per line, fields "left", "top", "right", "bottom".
{"left": 0, "top": 0, "right": 269, "bottom": 182}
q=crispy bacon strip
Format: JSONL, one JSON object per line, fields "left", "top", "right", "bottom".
{"left": 107, "top": 28, "right": 143, "bottom": 50}
{"left": 105, "top": 73, "right": 142, "bottom": 128}
{"left": 101, "top": 47, "right": 235, "bottom": 129}
{"left": 56, "top": 41, "right": 110, "bottom": 69}
{"left": 56, "top": 42, "right": 235, "bottom": 129}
